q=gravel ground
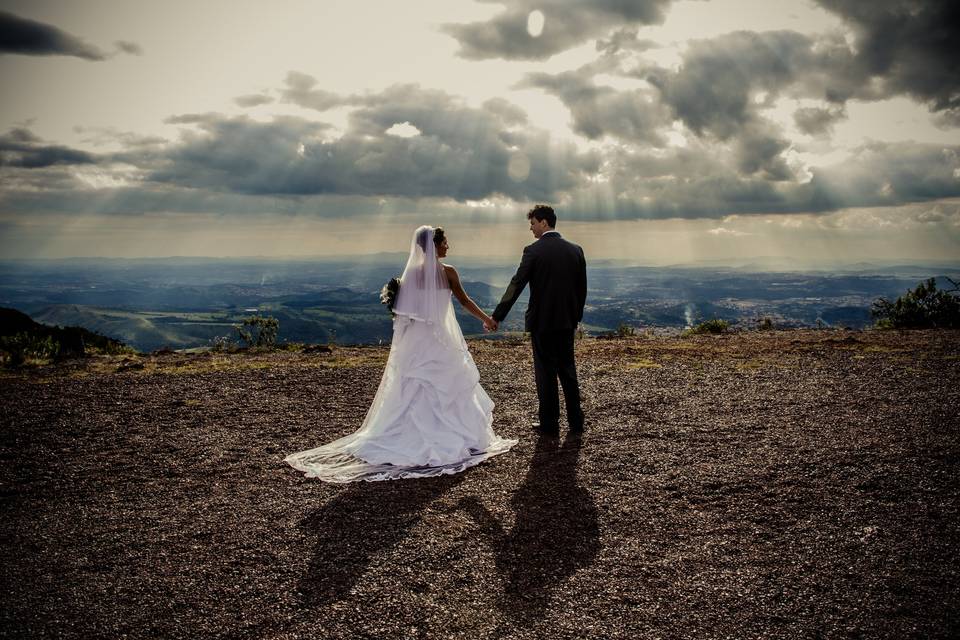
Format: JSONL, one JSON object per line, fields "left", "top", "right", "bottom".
{"left": 1, "top": 329, "right": 958, "bottom": 639}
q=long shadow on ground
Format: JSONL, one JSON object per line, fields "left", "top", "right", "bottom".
{"left": 297, "top": 473, "right": 463, "bottom": 607}
{"left": 461, "top": 433, "right": 601, "bottom": 624}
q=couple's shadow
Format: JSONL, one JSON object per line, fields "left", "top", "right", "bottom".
{"left": 298, "top": 434, "right": 600, "bottom": 623}
{"left": 297, "top": 472, "right": 464, "bottom": 605}
{"left": 459, "top": 433, "right": 601, "bottom": 621}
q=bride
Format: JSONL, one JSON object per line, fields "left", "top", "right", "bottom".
{"left": 285, "top": 225, "right": 518, "bottom": 482}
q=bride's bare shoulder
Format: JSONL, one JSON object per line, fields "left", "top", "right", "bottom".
{"left": 441, "top": 263, "right": 460, "bottom": 289}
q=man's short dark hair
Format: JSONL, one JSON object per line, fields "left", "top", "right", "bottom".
{"left": 527, "top": 204, "right": 556, "bottom": 228}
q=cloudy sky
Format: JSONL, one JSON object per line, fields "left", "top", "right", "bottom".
{"left": 1, "top": 0, "right": 959, "bottom": 263}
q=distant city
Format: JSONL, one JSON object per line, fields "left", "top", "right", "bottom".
{"left": 2, "top": 257, "right": 958, "bottom": 351}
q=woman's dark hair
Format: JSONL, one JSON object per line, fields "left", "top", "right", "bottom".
{"left": 416, "top": 226, "right": 446, "bottom": 252}
{"left": 527, "top": 204, "right": 556, "bottom": 227}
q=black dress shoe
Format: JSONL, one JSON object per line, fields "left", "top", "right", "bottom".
{"left": 531, "top": 422, "right": 559, "bottom": 436}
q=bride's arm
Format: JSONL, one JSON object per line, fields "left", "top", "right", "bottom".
{"left": 444, "top": 265, "right": 492, "bottom": 325}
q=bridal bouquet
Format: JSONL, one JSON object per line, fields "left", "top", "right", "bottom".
{"left": 380, "top": 277, "right": 400, "bottom": 317}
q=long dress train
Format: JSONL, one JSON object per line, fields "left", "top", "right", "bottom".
{"left": 285, "top": 290, "right": 517, "bottom": 482}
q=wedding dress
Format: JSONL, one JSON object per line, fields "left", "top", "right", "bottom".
{"left": 285, "top": 226, "right": 517, "bottom": 482}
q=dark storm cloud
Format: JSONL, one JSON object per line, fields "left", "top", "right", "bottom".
{"left": 642, "top": 2, "right": 960, "bottom": 135}
{"left": 646, "top": 30, "right": 851, "bottom": 139}
{"left": 575, "top": 140, "right": 960, "bottom": 220}
{"left": 4, "top": 25, "right": 959, "bottom": 225}
{"left": 151, "top": 115, "right": 332, "bottom": 194}
{"left": 618, "top": 2, "right": 960, "bottom": 136}
{"left": 1, "top": 130, "right": 956, "bottom": 221}
{"left": 816, "top": 0, "right": 960, "bottom": 115}
{"left": 793, "top": 106, "right": 847, "bottom": 137}
{"left": 807, "top": 142, "right": 960, "bottom": 209}
{"left": 446, "top": 0, "right": 960, "bottom": 127}
{"left": 516, "top": 3, "right": 959, "bottom": 192}
{"left": 732, "top": 121, "right": 793, "bottom": 181}
{"left": 0, "top": 10, "right": 107, "bottom": 60}
{"left": 0, "top": 127, "right": 97, "bottom": 168}
{"left": 149, "top": 85, "right": 597, "bottom": 202}
{"left": 518, "top": 65, "right": 670, "bottom": 145}
{"left": 536, "top": 29, "right": 867, "bottom": 181}
{"left": 0, "top": 81, "right": 596, "bottom": 210}
{"left": 521, "top": 31, "right": 820, "bottom": 178}
{"left": 934, "top": 110, "right": 960, "bottom": 130}
{"left": 441, "top": 0, "right": 675, "bottom": 61}
{"left": 576, "top": 141, "right": 796, "bottom": 219}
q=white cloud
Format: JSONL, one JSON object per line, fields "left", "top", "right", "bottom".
{"left": 385, "top": 122, "right": 422, "bottom": 138}
{"left": 707, "top": 227, "right": 750, "bottom": 237}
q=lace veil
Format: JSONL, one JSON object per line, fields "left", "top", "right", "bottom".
{"left": 392, "top": 225, "right": 449, "bottom": 324}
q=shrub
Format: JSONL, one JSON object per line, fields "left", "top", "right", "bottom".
{"left": 871, "top": 277, "right": 960, "bottom": 329}
{"left": 235, "top": 315, "right": 280, "bottom": 348}
{"left": 614, "top": 322, "right": 636, "bottom": 337}
{"left": 682, "top": 318, "right": 730, "bottom": 337}
{"left": 0, "top": 332, "right": 59, "bottom": 367}
{"left": 87, "top": 341, "right": 137, "bottom": 356}
{"left": 757, "top": 317, "right": 774, "bottom": 331}
{"left": 209, "top": 334, "right": 235, "bottom": 352}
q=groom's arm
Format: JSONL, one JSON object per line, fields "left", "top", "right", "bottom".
{"left": 492, "top": 245, "right": 534, "bottom": 323}
{"left": 576, "top": 246, "right": 587, "bottom": 321}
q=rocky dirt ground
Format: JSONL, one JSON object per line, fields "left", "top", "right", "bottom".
{"left": 1, "top": 329, "right": 959, "bottom": 639}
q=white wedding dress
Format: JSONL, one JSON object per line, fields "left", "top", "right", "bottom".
{"left": 285, "top": 226, "right": 517, "bottom": 483}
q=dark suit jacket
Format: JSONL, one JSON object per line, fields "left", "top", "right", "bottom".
{"left": 493, "top": 232, "right": 587, "bottom": 332}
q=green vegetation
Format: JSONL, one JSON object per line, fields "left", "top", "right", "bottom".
{"left": 0, "top": 307, "right": 132, "bottom": 367}
{"left": 871, "top": 277, "right": 960, "bottom": 329}
{"left": 757, "top": 317, "right": 775, "bottom": 330}
{"left": 613, "top": 322, "right": 636, "bottom": 337}
{"left": 682, "top": 319, "right": 731, "bottom": 337}
{"left": 0, "top": 332, "right": 59, "bottom": 366}
{"left": 235, "top": 315, "right": 280, "bottom": 348}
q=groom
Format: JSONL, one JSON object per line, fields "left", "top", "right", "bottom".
{"left": 486, "top": 205, "right": 587, "bottom": 437}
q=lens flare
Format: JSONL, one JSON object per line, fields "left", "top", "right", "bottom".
{"left": 508, "top": 152, "right": 530, "bottom": 182}
{"left": 527, "top": 10, "right": 544, "bottom": 38}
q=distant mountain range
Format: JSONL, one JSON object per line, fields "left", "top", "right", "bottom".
{"left": 2, "top": 257, "right": 957, "bottom": 351}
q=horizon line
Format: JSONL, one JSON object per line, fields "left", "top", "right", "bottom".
{"left": 3, "top": 255, "right": 960, "bottom": 269}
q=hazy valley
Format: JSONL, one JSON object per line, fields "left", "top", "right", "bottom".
{"left": 2, "top": 257, "right": 958, "bottom": 351}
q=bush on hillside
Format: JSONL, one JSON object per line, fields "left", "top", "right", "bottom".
{"left": 0, "top": 307, "right": 131, "bottom": 363}
{"left": 682, "top": 319, "right": 730, "bottom": 337}
{"left": 235, "top": 315, "right": 280, "bottom": 348}
{"left": 871, "top": 277, "right": 960, "bottom": 329}
{"left": 0, "top": 332, "right": 59, "bottom": 367}
{"left": 614, "top": 323, "right": 636, "bottom": 337}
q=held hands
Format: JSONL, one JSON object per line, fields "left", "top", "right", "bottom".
{"left": 483, "top": 316, "right": 499, "bottom": 333}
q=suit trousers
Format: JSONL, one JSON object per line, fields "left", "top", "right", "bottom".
{"left": 530, "top": 329, "right": 584, "bottom": 431}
